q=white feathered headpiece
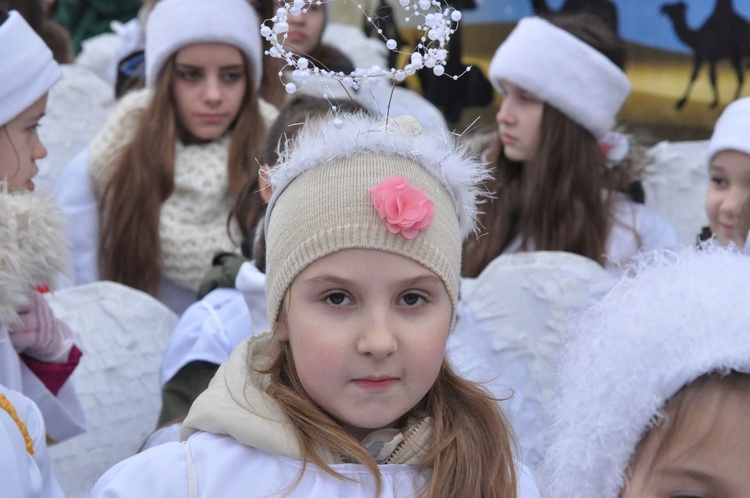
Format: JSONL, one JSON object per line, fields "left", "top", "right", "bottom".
{"left": 540, "top": 245, "right": 750, "bottom": 497}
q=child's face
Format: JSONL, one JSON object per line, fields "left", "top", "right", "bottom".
{"left": 495, "top": 79, "right": 544, "bottom": 163}
{"left": 280, "top": 248, "right": 452, "bottom": 438}
{"left": 285, "top": 3, "right": 325, "bottom": 57}
{"left": 172, "top": 42, "right": 247, "bottom": 143}
{"left": 621, "top": 387, "right": 750, "bottom": 498}
{"left": 705, "top": 149, "right": 750, "bottom": 248}
{"left": 0, "top": 94, "right": 48, "bottom": 192}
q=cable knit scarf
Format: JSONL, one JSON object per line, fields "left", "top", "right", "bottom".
{"left": 89, "top": 88, "right": 241, "bottom": 292}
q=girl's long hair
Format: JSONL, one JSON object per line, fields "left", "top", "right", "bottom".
{"left": 260, "top": 326, "right": 518, "bottom": 497}
{"left": 463, "top": 13, "right": 634, "bottom": 278}
{"left": 98, "top": 53, "right": 266, "bottom": 295}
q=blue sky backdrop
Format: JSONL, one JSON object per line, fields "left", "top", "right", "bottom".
{"left": 461, "top": 0, "right": 750, "bottom": 53}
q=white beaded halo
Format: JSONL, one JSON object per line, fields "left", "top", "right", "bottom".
{"left": 260, "top": 0, "right": 468, "bottom": 94}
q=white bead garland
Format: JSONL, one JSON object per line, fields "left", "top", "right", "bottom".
{"left": 260, "top": 0, "right": 466, "bottom": 94}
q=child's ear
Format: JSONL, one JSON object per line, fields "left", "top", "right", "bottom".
{"left": 259, "top": 165, "right": 272, "bottom": 203}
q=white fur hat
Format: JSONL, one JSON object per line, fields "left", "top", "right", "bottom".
{"left": 540, "top": 246, "right": 750, "bottom": 497}
{"left": 706, "top": 96, "right": 750, "bottom": 167}
{"left": 145, "top": 0, "right": 262, "bottom": 88}
{"left": 0, "top": 11, "right": 61, "bottom": 127}
{"left": 263, "top": 113, "right": 489, "bottom": 327}
{"left": 489, "top": 16, "right": 631, "bottom": 139}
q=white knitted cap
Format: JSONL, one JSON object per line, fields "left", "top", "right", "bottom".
{"left": 706, "top": 96, "right": 750, "bottom": 167}
{"left": 145, "top": 0, "right": 262, "bottom": 88}
{"left": 0, "top": 11, "right": 61, "bottom": 126}
{"left": 540, "top": 246, "right": 750, "bottom": 498}
{"left": 264, "top": 113, "right": 489, "bottom": 327}
{"left": 489, "top": 16, "right": 631, "bottom": 139}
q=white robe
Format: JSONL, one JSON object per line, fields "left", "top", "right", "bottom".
{"left": 0, "top": 384, "right": 64, "bottom": 498}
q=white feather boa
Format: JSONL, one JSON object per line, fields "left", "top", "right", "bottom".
{"left": 0, "top": 187, "right": 71, "bottom": 326}
{"left": 266, "top": 113, "right": 490, "bottom": 238}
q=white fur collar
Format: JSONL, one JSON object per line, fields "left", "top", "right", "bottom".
{"left": 0, "top": 188, "right": 71, "bottom": 326}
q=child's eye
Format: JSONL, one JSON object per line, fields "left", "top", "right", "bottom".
{"left": 400, "top": 292, "right": 427, "bottom": 307}
{"left": 324, "top": 292, "right": 351, "bottom": 306}
{"left": 711, "top": 176, "right": 729, "bottom": 188}
{"left": 520, "top": 93, "right": 539, "bottom": 103}
{"left": 27, "top": 122, "right": 41, "bottom": 133}
{"left": 177, "top": 70, "right": 201, "bottom": 81}
{"left": 221, "top": 71, "right": 244, "bottom": 83}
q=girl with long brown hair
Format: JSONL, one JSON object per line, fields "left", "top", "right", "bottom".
{"left": 463, "top": 13, "right": 676, "bottom": 278}
{"left": 91, "top": 113, "right": 540, "bottom": 497}
{"left": 57, "top": 0, "right": 277, "bottom": 314}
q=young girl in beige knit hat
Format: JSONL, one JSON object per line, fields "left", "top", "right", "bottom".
{"left": 91, "top": 113, "right": 540, "bottom": 497}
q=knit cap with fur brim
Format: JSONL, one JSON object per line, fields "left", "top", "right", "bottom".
{"left": 489, "top": 16, "right": 630, "bottom": 139}
{"left": 0, "top": 11, "right": 61, "bottom": 127}
{"left": 264, "top": 113, "right": 489, "bottom": 328}
{"left": 145, "top": 0, "right": 262, "bottom": 88}
{"left": 540, "top": 245, "right": 750, "bottom": 497}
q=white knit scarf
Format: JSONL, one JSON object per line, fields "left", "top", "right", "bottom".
{"left": 89, "top": 88, "right": 240, "bottom": 292}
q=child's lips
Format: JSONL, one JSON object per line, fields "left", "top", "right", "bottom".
{"left": 352, "top": 377, "right": 398, "bottom": 391}
{"left": 25, "top": 179, "right": 35, "bottom": 192}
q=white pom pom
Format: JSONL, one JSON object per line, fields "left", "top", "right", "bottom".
{"left": 285, "top": 82, "right": 297, "bottom": 93}
{"left": 433, "top": 65, "right": 444, "bottom": 76}
{"left": 451, "top": 10, "right": 462, "bottom": 21}
{"left": 386, "top": 39, "right": 398, "bottom": 50}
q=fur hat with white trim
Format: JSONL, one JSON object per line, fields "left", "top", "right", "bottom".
{"left": 263, "top": 113, "right": 489, "bottom": 328}
{"left": 145, "top": 0, "right": 262, "bottom": 88}
{"left": 0, "top": 10, "right": 61, "bottom": 127}
{"left": 706, "top": 96, "right": 750, "bottom": 167}
{"left": 539, "top": 245, "right": 750, "bottom": 497}
{"left": 489, "top": 16, "right": 631, "bottom": 139}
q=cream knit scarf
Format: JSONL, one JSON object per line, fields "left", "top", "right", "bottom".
{"left": 89, "top": 88, "right": 240, "bottom": 292}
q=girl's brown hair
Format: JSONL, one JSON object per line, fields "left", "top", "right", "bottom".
{"left": 463, "top": 13, "right": 635, "bottom": 278}
{"left": 98, "top": 51, "right": 266, "bottom": 295}
{"left": 259, "top": 314, "right": 519, "bottom": 497}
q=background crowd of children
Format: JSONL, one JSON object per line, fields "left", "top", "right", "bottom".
{"left": 2, "top": 0, "right": 750, "bottom": 496}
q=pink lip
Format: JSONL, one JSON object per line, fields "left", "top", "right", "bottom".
{"left": 25, "top": 179, "right": 35, "bottom": 192}
{"left": 721, "top": 224, "right": 735, "bottom": 234}
{"left": 500, "top": 133, "right": 517, "bottom": 145}
{"left": 353, "top": 377, "right": 398, "bottom": 392}
{"left": 197, "top": 114, "right": 225, "bottom": 124}
{"left": 287, "top": 31, "right": 305, "bottom": 42}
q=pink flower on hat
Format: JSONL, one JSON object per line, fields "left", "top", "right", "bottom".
{"left": 369, "top": 175, "right": 435, "bottom": 239}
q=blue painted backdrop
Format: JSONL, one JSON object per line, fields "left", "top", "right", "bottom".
{"left": 461, "top": 0, "right": 750, "bottom": 54}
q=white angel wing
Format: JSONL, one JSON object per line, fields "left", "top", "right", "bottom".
{"left": 641, "top": 140, "right": 710, "bottom": 245}
{"left": 46, "top": 282, "right": 177, "bottom": 498}
{"left": 449, "top": 251, "right": 614, "bottom": 470}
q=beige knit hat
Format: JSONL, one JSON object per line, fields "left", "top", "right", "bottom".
{"left": 264, "top": 113, "right": 488, "bottom": 327}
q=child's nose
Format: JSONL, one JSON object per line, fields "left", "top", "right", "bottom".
{"left": 203, "top": 77, "right": 222, "bottom": 104}
{"left": 357, "top": 309, "right": 398, "bottom": 359}
{"left": 496, "top": 99, "right": 513, "bottom": 125}
{"left": 32, "top": 136, "right": 48, "bottom": 161}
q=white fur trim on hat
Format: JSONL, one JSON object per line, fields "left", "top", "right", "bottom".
{"left": 489, "top": 16, "right": 631, "bottom": 139}
{"left": 706, "top": 96, "right": 750, "bottom": 167}
{"left": 540, "top": 246, "right": 750, "bottom": 498}
{"left": 0, "top": 11, "right": 61, "bottom": 126}
{"left": 145, "top": 0, "right": 262, "bottom": 88}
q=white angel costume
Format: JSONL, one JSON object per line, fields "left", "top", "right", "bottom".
{"left": 92, "top": 332, "right": 541, "bottom": 498}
